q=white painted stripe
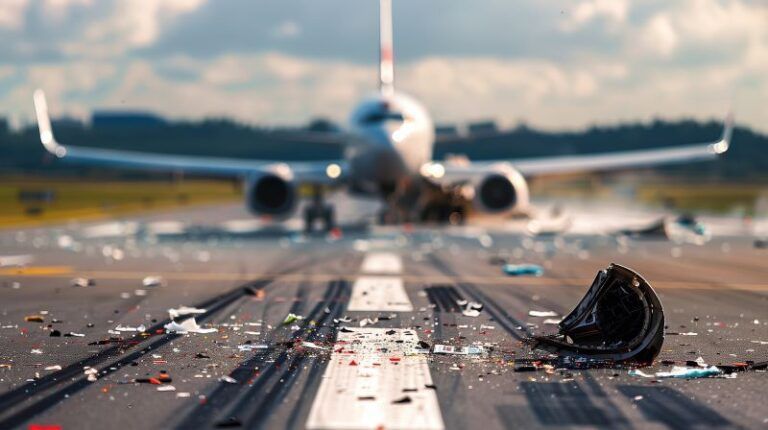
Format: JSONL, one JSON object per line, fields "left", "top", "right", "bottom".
{"left": 348, "top": 276, "right": 413, "bottom": 312}
{"left": 361, "top": 252, "right": 402, "bottom": 274}
{"left": 306, "top": 328, "right": 444, "bottom": 430}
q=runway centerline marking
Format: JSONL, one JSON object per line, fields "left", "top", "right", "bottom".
{"left": 360, "top": 252, "right": 403, "bottom": 274}
{"left": 306, "top": 328, "right": 444, "bottom": 430}
{"left": 348, "top": 276, "right": 413, "bottom": 312}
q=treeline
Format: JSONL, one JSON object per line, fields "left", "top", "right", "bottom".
{"left": 1, "top": 117, "right": 765, "bottom": 181}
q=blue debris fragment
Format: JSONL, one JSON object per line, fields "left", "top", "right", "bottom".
{"left": 502, "top": 263, "right": 544, "bottom": 277}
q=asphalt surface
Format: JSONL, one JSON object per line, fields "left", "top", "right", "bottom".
{"left": 0, "top": 199, "right": 766, "bottom": 430}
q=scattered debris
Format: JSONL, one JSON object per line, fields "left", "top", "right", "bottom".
{"left": 157, "top": 385, "right": 176, "bottom": 392}
{"left": 219, "top": 375, "right": 238, "bottom": 384}
{"left": 528, "top": 310, "right": 558, "bottom": 318}
{"left": 237, "top": 344, "right": 268, "bottom": 352}
{"left": 359, "top": 317, "right": 378, "bottom": 327}
{"left": 114, "top": 324, "right": 146, "bottom": 332}
{"left": 531, "top": 263, "right": 665, "bottom": 363}
{"left": 542, "top": 318, "right": 562, "bottom": 325}
{"left": 461, "top": 309, "right": 480, "bottom": 318}
{"left": 164, "top": 318, "right": 216, "bottom": 334}
{"left": 283, "top": 313, "right": 303, "bottom": 325}
{"left": 142, "top": 276, "right": 165, "bottom": 288}
{"left": 630, "top": 366, "right": 723, "bottom": 379}
{"left": 44, "top": 365, "right": 62, "bottom": 371}
{"left": 503, "top": 263, "right": 544, "bottom": 277}
{"left": 25, "top": 315, "right": 45, "bottom": 323}
{"left": 84, "top": 367, "right": 98, "bottom": 382}
{"left": 168, "top": 306, "right": 207, "bottom": 319}
{"left": 31, "top": 349, "right": 43, "bottom": 354}
{"left": 71, "top": 277, "right": 95, "bottom": 288}
{"left": 433, "top": 344, "right": 484, "bottom": 355}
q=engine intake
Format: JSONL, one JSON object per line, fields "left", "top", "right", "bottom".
{"left": 245, "top": 173, "right": 297, "bottom": 218}
{"left": 473, "top": 165, "right": 529, "bottom": 215}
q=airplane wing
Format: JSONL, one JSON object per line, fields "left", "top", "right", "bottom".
{"left": 33, "top": 90, "right": 347, "bottom": 184}
{"left": 426, "top": 114, "right": 733, "bottom": 182}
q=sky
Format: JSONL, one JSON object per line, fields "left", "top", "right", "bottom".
{"left": 0, "top": 0, "right": 766, "bottom": 131}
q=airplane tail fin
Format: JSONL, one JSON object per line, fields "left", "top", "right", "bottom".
{"left": 379, "top": 0, "right": 394, "bottom": 96}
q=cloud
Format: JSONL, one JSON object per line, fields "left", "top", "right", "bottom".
{"left": 561, "top": 0, "right": 629, "bottom": 32}
{"left": 0, "top": 0, "right": 766, "bottom": 133}
{"left": 633, "top": 0, "right": 767, "bottom": 59}
{"left": 0, "top": 0, "right": 28, "bottom": 30}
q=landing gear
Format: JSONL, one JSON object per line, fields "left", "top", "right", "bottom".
{"left": 304, "top": 185, "right": 335, "bottom": 233}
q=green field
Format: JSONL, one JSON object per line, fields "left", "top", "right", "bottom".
{"left": 0, "top": 177, "right": 241, "bottom": 228}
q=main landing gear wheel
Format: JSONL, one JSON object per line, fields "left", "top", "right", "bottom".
{"left": 304, "top": 185, "right": 335, "bottom": 233}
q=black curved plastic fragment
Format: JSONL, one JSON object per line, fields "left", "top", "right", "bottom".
{"left": 531, "top": 264, "right": 664, "bottom": 364}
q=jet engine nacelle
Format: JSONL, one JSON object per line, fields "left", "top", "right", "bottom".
{"left": 473, "top": 164, "right": 530, "bottom": 215}
{"left": 244, "top": 166, "right": 298, "bottom": 219}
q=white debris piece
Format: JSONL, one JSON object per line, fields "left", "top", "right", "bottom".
{"left": 301, "top": 341, "right": 326, "bottom": 350}
{"left": 84, "top": 367, "right": 98, "bottom": 382}
{"left": 30, "top": 349, "right": 43, "bottom": 354}
{"left": 164, "top": 318, "right": 217, "bottom": 334}
{"left": 157, "top": 385, "right": 176, "bottom": 392}
{"left": 461, "top": 309, "right": 480, "bottom": 318}
{"left": 219, "top": 375, "right": 237, "bottom": 384}
{"left": 237, "top": 344, "right": 268, "bottom": 352}
{"left": 142, "top": 276, "right": 165, "bottom": 288}
{"left": 44, "top": 365, "right": 62, "bottom": 371}
{"left": 71, "top": 277, "right": 95, "bottom": 288}
{"left": 433, "top": 344, "right": 484, "bottom": 355}
{"left": 528, "top": 310, "right": 559, "bottom": 318}
{"left": 168, "top": 306, "right": 207, "bottom": 319}
{"left": 543, "top": 318, "right": 562, "bottom": 325}
{"left": 114, "top": 324, "right": 146, "bottom": 332}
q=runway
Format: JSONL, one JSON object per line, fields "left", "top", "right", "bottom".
{"left": 0, "top": 200, "right": 766, "bottom": 429}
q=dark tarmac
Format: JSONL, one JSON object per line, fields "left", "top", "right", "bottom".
{"left": 0, "top": 201, "right": 766, "bottom": 430}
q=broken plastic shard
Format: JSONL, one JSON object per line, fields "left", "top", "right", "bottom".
{"left": 503, "top": 263, "right": 544, "bottom": 277}
{"left": 530, "top": 263, "right": 664, "bottom": 363}
{"left": 283, "top": 313, "right": 303, "bottom": 325}
{"left": 164, "top": 318, "right": 217, "bottom": 334}
{"left": 71, "top": 277, "right": 95, "bottom": 288}
{"left": 168, "top": 306, "right": 206, "bottom": 319}
{"left": 114, "top": 324, "right": 146, "bottom": 332}
{"left": 528, "top": 310, "right": 558, "bottom": 318}
{"left": 142, "top": 276, "right": 165, "bottom": 288}
{"left": 461, "top": 309, "right": 480, "bottom": 318}
{"left": 656, "top": 366, "right": 722, "bottom": 379}
{"left": 219, "top": 375, "right": 237, "bottom": 384}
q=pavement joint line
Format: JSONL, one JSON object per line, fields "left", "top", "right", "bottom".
{"left": 3, "top": 269, "right": 768, "bottom": 291}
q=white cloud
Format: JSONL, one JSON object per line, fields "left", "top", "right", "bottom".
{"left": 59, "top": 0, "right": 207, "bottom": 57}
{"left": 636, "top": 14, "right": 679, "bottom": 57}
{"left": 561, "top": 0, "right": 629, "bottom": 31}
{"left": 633, "top": 0, "right": 767, "bottom": 59}
{"left": 0, "top": 0, "right": 28, "bottom": 30}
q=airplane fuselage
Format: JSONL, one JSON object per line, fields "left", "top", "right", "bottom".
{"left": 346, "top": 92, "right": 435, "bottom": 196}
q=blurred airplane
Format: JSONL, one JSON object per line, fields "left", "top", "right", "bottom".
{"left": 33, "top": 0, "right": 733, "bottom": 232}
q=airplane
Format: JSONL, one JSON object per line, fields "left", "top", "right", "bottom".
{"left": 32, "top": 0, "right": 733, "bottom": 232}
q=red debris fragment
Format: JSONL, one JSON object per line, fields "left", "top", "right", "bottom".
{"left": 349, "top": 360, "right": 358, "bottom": 366}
